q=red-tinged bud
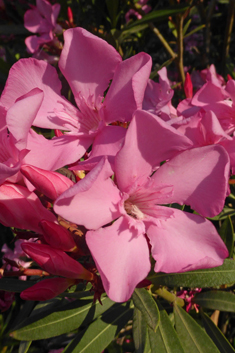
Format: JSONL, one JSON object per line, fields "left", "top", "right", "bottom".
{"left": 227, "top": 74, "right": 233, "bottom": 81}
{"left": 54, "top": 129, "right": 64, "bottom": 137}
{"left": 184, "top": 72, "right": 193, "bottom": 99}
{"left": 0, "top": 183, "right": 56, "bottom": 233}
{"left": 67, "top": 7, "right": 74, "bottom": 25}
{"left": 39, "top": 220, "right": 77, "bottom": 252}
{"left": 20, "top": 165, "right": 74, "bottom": 201}
{"left": 20, "top": 277, "right": 77, "bottom": 301}
{"left": 21, "top": 243, "right": 94, "bottom": 281}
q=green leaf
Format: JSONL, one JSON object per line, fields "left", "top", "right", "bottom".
{"left": 200, "top": 309, "right": 235, "bottom": 353}
{"left": 174, "top": 305, "right": 220, "bottom": 353}
{"left": 149, "top": 259, "right": 235, "bottom": 288}
{"left": 0, "top": 278, "right": 37, "bottom": 292}
{"left": 106, "top": 0, "right": 119, "bottom": 27}
{"left": 18, "top": 341, "right": 32, "bottom": 353}
{"left": 124, "top": 5, "right": 189, "bottom": 29}
{"left": 63, "top": 302, "right": 133, "bottom": 353}
{"left": 183, "top": 24, "right": 205, "bottom": 38}
{"left": 132, "top": 288, "right": 160, "bottom": 332}
{"left": 183, "top": 19, "right": 192, "bottom": 35}
{"left": 148, "top": 302, "right": 185, "bottom": 353}
{"left": 11, "top": 296, "right": 115, "bottom": 341}
{"left": 193, "top": 291, "right": 235, "bottom": 312}
{"left": 219, "top": 216, "right": 234, "bottom": 258}
{"left": 133, "top": 307, "right": 147, "bottom": 353}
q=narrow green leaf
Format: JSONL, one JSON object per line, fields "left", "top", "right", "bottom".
{"left": 11, "top": 296, "right": 114, "bottom": 340}
{"left": 183, "top": 19, "right": 192, "bottom": 35}
{"left": 149, "top": 259, "right": 235, "bottom": 288}
{"left": 105, "top": 0, "right": 119, "bottom": 27}
{"left": 125, "top": 5, "right": 189, "bottom": 29}
{"left": 148, "top": 302, "right": 185, "bottom": 353}
{"left": 132, "top": 288, "right": 160, "bottom": 332}
{"left": 18, "top": 341, "right": 32, "bottom": 353}
{"left": 193, "top": 291, "right": 235, "bottom": 312}
{"left": 133, "top": 307, "right": 147, "bottom": 353}
{"left": 0, "top": 278, "right": 37, "bottom": 292}
{"left": 174, "top": 305, "right": 220, "bottom": 353}
{"left": 200, "top": 309, "right": 235, "bottom": 353}
{"left": 219, "top": 217, "right": 234, "bottom": 258}
{"left": 183, "top": 24, "right": 205, "bottom": 38}
{"left": 63, "top": 302, "right": 133, "bottom": 353}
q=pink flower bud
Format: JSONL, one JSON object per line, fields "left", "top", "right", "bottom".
{"left": 20, "top": 165, "right": 74, "bottom": 200}
{"left": 184, "top": 72, "right": 193, "bottom": 99}
{"left": 67, "top": 7, "right": 74, "bottom": 25}
{"left": 0, "top": 183, "right": 57, "bottom": 233}
{"left": 20, "top": 277, "right": 76, "bottom": 301}
{"left": 39, "top": 219, "right": 77, "bottom": 252}
{"left": 21, "top": 243, "right": 94, "bottom": 281}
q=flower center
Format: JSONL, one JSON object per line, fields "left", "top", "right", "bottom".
{"left": 124, "top": 200, "right": 145, "bottom": 220}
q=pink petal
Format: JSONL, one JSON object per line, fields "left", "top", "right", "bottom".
{"left": 6, "top": 88, "right": 43, "bottom": 150}
{"left": 54, "top": 157, "right": 122, "bottom": 230}
{"left": 25, "top": 129, "right": 92, "bottom": 171}
{"left": 152, "top": 145, "right": 230, "bottom": 218}
{"left": 25, "top": 35, "right": 41, "bottom": 53}
{"left": 147, "top": 208, "right": 228, "bottom": 273}
{"left": 74, "top": 125, "right": 126, "bottom": 171}
{"left": 0, "top": 183, "right": 57, "bottom": 233}
{"left": 21, "top": 243, "right": 94, "bottom": 280}
{"left": 86, "top": 216, "right": 151, "bottom": 302}
{"left": 115, "top": 110, "right": 193, "bottom": 192}
{"left": 24, "top": 8, "right": 51, "bottom": 33}
{"left": 191, "top": 82, "right": 229, "bottom": 107}
{"left": 59, "top": 28, "right": 122, "bottom": 105}
{"left": 0, "top": 58, "right": 66, "bottom": 129}
{"left": 21, "top": 277, "right": 76, "bottom": 301}
{"left": 20, "top": 165, "right": 74, "bottom": 200}
{"left": 103, "top": 53, "right": 151, "bottom": 123}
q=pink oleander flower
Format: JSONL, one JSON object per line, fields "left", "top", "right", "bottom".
{"left": 0, "top": 28, "right": 151, "bottom": 170}
{"left": 178, "top": 288, "right": 202, "bottom": 312}
{"left": 125, "top": 0, "right": 151, "bottom": 23}
{"left": 0, "top": 291, "right": 15, "bottom": 312}
{"left": 54, "top": 110, "right": 230, "bottom": 302}
{"left": 24, "top": 0, "right": 62, "bottom": 53}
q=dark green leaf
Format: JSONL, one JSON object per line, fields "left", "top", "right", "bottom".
{"left": 0, "top": 278, "right": 37, "bottom": 292}
{"left": 219, "top": 217, "right": 234, "bottom": 258}
{"left": 193, "top": 291, "right": 235, "bottom": 312}
{"left": 149, "top": 259, "right": 235, "bottom": 288}
{"left": 106, "top": 0, "right": 119, "bottom": 27}
{"left": 63, "top": 302, "right": 133, "bottom": 353}
{"left": 174, "top": 305, "right": 220, "bottom": 353}
{"left": 183, "top": 24, "right": 205, "bottom": 38}
{"left": 11, "top": 296, "right": 114, "bottom": 340}
{"left": 132, "top": 288, "right": 160, "bottom": 332}
{"left": 200, "top": 309, "right": 235, "bottom": 353}
{"left": 148, "top": 302, "right": 185, "bottom": 353}
{"left": 125, "top": 5, "right": 189, "bottom": 29}
{"left": 18, "top": 341, "right": 32, "bottom": 353}
{"left": 133, "top": 307, "right": 147, "bottom": 353}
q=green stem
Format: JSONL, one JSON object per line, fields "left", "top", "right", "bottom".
{"left": 176, "top": 13, "right": 185, "bottom": 83}
{"left": 222, "top": 0, "right": 235, "bottom": 75}
{"left": 155, "top": 287, "right": 185, "bottom": 307}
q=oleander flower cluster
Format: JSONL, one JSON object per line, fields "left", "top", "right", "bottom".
{"left": 0, "top": 27, "right": 233, "bottom": 303}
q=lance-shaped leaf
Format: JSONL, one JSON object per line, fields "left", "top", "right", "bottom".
{"left": 200, "top": 309, "right": 235, "bottom": 353}
{"left": 193, "top": 291, "right": 235, "bottom": 312}
{"left": 133, "top": 307, "right": 147, "bottom": 353}
{"left": 174, "top": 304, "right": 220, "bottom": 353}
{"left": 148, "top": 302, "right": 185, "bottom": 353}
{"left": 219, "top": 216, "right": 234, "bottom": 258}
{"left": 150, "top": 259, "right": 235, "bottom": 288}
{"left": 132, "top": 288, "right": 160, "bottom": 332}
{"left": 11, "top": 296, "right": 114, "bottom": 340}
{"left": 62, "top": 302, "right": 133, "bottom": 353}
